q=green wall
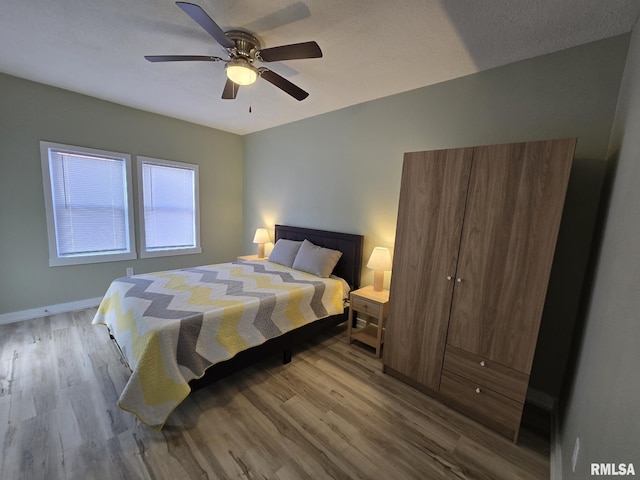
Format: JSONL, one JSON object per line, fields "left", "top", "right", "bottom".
{"left": 0, "top": 73, "right": 243, "bottom": 316}
{"left": 242, "top": 35, "right": 630, "bottom": 399}
{"left": 560, "top": 22, "right": 640, "bottom": 477}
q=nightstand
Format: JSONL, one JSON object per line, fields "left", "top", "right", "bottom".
{"left": 347, "top": 286, "right": 389, "bottom": 358}
{"left": 237, "top": 254, "right": 269, "bottom": 261}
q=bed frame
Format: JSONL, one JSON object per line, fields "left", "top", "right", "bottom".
{"left": 190, "top": 224, "right": 363, "bottom": 389}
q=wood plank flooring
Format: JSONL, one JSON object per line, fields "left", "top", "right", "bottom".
{"left": 0, "top": 308, "right": 550, "bottom": 479}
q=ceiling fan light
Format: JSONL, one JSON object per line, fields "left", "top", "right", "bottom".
{"left": 226, "top": 60, "right": 258, "bottom": 86}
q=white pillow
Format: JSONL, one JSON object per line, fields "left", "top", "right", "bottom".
{"left": 268, "top": 239, "right": 302, "bottom": 267}
{"left": 292, "top": 239, "right": 342, "bottom": 278}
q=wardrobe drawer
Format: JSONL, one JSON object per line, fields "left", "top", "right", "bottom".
{"left": 440, "top": 371, "right": 524, "bottom": 440}
{"left": 443, "top": 345, "right": 529, "bottom": 402}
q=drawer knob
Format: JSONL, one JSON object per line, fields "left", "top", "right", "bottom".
{"left": 480, "top": 361, "right": 485, "bottom": 367}
{"left": 456, "top": 278, "right": 462, "bottom": 283}
{"left": 446, "top": 275, "right": 452, "bottom": 281}
{"left": 475, "top": 387, "right": 481, "bottom": 394}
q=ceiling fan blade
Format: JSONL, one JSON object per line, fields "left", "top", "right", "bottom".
{"left": 260, "top": 69, "right": 309, "bottom": 101}
{"left": 176, "top": 2, "right": 235, "bottom": 50}
{"left": 144, "top": 55, "right": 223, "bottom": 62}
{"left": 222, "top": 78, "right": 239, "bottom": 99}
{"left": 258, "top": 41, "right": 322, "bottom": 62}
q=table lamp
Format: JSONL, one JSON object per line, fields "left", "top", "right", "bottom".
{"left": 367, "top": 246, "right": 392, "bottom": 291}
{"left": 253, "top": 228, "right": 270, "bottom": 258}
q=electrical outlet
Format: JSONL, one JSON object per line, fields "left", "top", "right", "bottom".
{"left": 126, "top": 267, "right": 134, "bottom": 277}
{"left": 572, "top": 437, "right": 580, "bottom": 472}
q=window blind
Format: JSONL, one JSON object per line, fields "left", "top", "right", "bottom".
{"left": 141, "top": 161, "right": 197, "bottom": 251}
{"left": 49, "top": 150, "right": 131, "bottom": 257}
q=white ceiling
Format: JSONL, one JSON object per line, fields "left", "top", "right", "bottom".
{"left": 2, "top": 1, "right": 639, "bottom": 135}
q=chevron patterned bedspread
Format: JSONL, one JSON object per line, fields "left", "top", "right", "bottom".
{"left": 92, "top": 260, "right": 346, "bottom": 429}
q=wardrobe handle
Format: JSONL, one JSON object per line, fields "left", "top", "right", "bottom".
{"left": 456, "top": 278, "right": 462, "bottom": 283}
{"left": 475, "top": 387, "right": 481, "bottom": 394}
{"left": 480, "top": 361, "right": 485, "bottom": 367}
{"left": 446, "top": 276, "right": 452, "bottom": 281}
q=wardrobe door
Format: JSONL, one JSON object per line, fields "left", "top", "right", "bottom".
{"left": 383, "top": 148, "right": 472, "bottom": 391}
{"left": 446, "top": 139, "right": 575, "bottom": 374}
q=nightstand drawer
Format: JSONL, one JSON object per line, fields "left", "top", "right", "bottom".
{"left": 440, "top": 371, "right": 524, "bottom": 440}
{"left": 443, "top": 345, "right": 529, "bottom": 402}
{"left": 351, "top": 295, "right": 381, "bottom": 315}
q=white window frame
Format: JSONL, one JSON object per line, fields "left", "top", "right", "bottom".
{"left": 137, "top": 156, "right": 201, "bottom": 258}
{"left": 40, "top": 141, "right": 137, "bottom": 266}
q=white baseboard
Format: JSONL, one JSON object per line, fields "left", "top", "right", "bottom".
{"left": 550, "top": 405, "right": 563, "bottom": 480}
{"left": 0, "top": 297, "right": 103, "bottom": 325}
{"left": 525, "top": 388, "right": 561, "bottom": 479}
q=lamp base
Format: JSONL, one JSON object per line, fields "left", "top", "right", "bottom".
{"left": 257, "top": 244, "right": 265, "bottom": 258}
{"left": 373, "top": 271, "right": 384, "bottom": 292}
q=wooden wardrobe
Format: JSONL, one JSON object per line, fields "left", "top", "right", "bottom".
{"left": 382, "top": 139, "right": 576, "bottom": 441}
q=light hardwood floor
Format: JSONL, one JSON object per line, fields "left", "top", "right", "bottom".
{"left": 0, "top": 308, "right": 550, "bottom": 479}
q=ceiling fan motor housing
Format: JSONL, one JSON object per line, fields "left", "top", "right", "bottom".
{"left": 226, "top": 30, "right": 261, "bottom": 60}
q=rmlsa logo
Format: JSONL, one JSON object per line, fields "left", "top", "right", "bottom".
{"left": 591, "top": 463, "right": 636, "bottom": 476}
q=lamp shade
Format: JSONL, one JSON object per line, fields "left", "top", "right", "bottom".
{"left": 226, "top": 59, "right": 258, "bottom": 86}
{"left": 253, "top": 228, "right": 270, "bottom": 244}
{"left": 367, "top": 247, "right": 392, "bottom": 271}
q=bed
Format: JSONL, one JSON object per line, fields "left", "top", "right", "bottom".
{"left": 92, "top": 225, "right": 363, "bottom": 429}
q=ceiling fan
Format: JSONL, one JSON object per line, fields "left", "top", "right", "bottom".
{"left": 145, "top": 2, "right": 323, "bottom": 101}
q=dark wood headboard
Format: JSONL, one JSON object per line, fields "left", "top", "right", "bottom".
{"left": 274, "top": 225, "right": 364, "bottom": 290}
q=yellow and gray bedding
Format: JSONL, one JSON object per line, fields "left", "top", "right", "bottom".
{"left": 92, "top": 260, "right": 346, "bottom": 429}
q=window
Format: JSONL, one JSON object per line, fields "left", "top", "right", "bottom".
{"left": 40, "top": 141, "right": 136, "bottom": 266}
{"left": 137, "top": 157, "right": 201, "bottom": 258}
